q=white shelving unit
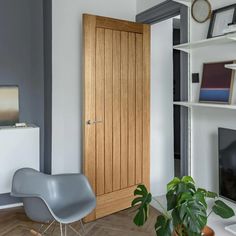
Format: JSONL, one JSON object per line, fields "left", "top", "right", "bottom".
{"left": 174, "top": 101, "right": 236, "bottom": 110}
{"left": 174, "top": 32, "right": 236, "bottom": 108}
{"left": 225, "top": 64, "right": 236, "bottom": 70}
{"left": 173, "top": 33, "right": 236, "bottom": 53}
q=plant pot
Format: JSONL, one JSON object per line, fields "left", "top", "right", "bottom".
{"left": 202, "top": 226, "right": 215, "bottom": 236}
{"left": 174, "top": 226, "right": 215, "bottom": 236}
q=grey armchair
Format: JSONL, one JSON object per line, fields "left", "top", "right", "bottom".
{"left": 11, "top": 168, "right": 96, "bottom": 236}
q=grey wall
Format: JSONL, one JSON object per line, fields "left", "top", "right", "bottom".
{"left": 0, "top": 0, "right": 45, "bottom": 205}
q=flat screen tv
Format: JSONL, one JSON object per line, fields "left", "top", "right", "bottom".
{"left": 219, "top": 128, "right": 236, "bottom": 202}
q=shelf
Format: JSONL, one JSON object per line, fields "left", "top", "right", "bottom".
{"left": 172, "top": 0, "right": 191, "bottom": 7}
{"left": 174, "top": 101, "right": 236, "bottom": 110}
{"left": 225, "top": 64, "right": 236, "bottom": 70}
{"left": 173, "top": 33, "right": 236, "bottom": 53}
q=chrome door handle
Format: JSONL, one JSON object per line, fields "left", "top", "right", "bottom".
{"left": 87, "top": 120, "right": 103, "bottom": 125}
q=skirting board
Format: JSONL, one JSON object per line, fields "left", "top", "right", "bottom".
{"left": 0, "top": 203, "right": 23, "bottom": 210}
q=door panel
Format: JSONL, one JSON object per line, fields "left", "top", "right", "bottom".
{"left": 83, "top": 14, "right": 150, "bottom": 221}
{"left": 112, "top": 30, "right": 121, "bottom": 192}
{"left": 95, "top": 28, "right": 105, "bottom": 196}
{"left": 104, "top": 29, "right": 113, "bottom": 194}
{"left": 136, "top": 33, "right": 143, "bottom": 185}
{"left": 128, "top": 32, "right": 136, "bottom": 187}
{"left": 120, "top": 31, "right": 128, "bottom": 189}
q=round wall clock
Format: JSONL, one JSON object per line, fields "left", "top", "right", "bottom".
{"left": 191, "top": 0, "right": 212, "bottom": 23}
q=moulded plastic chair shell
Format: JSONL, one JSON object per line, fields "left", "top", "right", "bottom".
{"left": 11, "top": 168, "right": 96, "bottom": 225}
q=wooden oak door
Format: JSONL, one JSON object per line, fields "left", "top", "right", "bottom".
{"left": 83, "top": 14, "right": 150, "bottom": 221}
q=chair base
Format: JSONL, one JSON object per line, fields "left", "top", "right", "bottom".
{"left": 31, "top": 220, "right": 86, "bottom": 236}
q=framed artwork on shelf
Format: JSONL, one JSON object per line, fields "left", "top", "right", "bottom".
{"left": 0, "top": 86, "right": 19, "bottom": 126}
{"left": 199, "top": 61, "right": 235, "bottom": 104}
{"left": 207, "top": 4, "right": 236, "bottom": 38}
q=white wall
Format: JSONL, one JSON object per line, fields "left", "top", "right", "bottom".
{"left": 151, "top": 19, "right": 174, "bottom": 196}
{"left": 190, "top": 0, "right": 236, "bottom": 192}
{"left": 136, "top": 0, "right": 165, "bottom": 14}
{"left": 52, "top": 0, "right": 136, "bottom": 174}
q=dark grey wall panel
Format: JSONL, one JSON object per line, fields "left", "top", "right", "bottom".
{"left": 43, "top": 0, "right": 52, "bottom": 175}
{"left": 136, "top": 0, "right": 181, "bottom": 24}
{"left": 0, "top": 0, "right": 46, "bottom": 206}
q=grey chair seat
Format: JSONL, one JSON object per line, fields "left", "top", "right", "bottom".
{"left": 11, "top": 168, "right": 96, "bottom": 229}
{"left": 53, "top": 200, "right": 95, "bottom": 224}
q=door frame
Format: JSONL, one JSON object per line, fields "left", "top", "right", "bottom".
{"left": 136, "top": 0, "right": 189, "bottom": 176}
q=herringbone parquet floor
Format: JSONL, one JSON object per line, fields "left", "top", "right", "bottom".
{"left": 0, "top": 206, "right": 159, "bottom": 236}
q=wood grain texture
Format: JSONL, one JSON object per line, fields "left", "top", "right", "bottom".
{"left": 104, "top": 29, "right": 113, "bottom": 194}
{"left": 95, "top": 28, "right": 105, "bottom": 196}
{"left": 128, "top": 32, "right": 136, "bottom": 187}
{"left": 96, "top": 186, "right": 137, "bottom": 218}
{"left": 84, "top": 13, "right": 150, "bottom": 221}
{"left": 96, "top": 15, "right": 143, "bottom": 33}
{"left": 142, "top": 25, "right": 151, "bottom": 190}
{"left": 135, "top": 33, "right": 143, "bottom": 185}
{"left": 0, "top": 206, "right": 159, "bottom": 236}
{"left": 120, "top": 31, "right": 129, "bottom": 189}
{"left": 112, "top": 30, "right": 121, "bottom": 191}
{"left": 83, "top": 14, "right": 96, "bottom": 221}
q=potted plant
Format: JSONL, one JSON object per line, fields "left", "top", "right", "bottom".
{"left": 132, "top": 176, "right": 235, "bottom": 236}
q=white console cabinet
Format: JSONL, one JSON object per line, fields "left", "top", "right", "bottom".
{"left": 0, "top": 125, "right": 40, "bottom": 194}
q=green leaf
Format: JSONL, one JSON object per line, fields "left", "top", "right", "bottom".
{"left": 206, "top": 191, "right": 218, "bottom": 199}
{"left": 166, "top": 190, "right": 177, "bottom": 211}
{"left": 179, "top": 198, "right": 207, "bottom": 234}
{"left": 167, "top": 177, "right": 180, "bottom": 192}
{"left": 155, "top": 215, "right": 171, "bottom": 236}
{"left": 176, "top": 182, "right": 188, "bottom": 194}
{"left": 212, "top": 200, "right": 235, "bottom": 219}
{"left": 132, "top": 185, "right": 152, "bottom": 226}
{"left": 181, "top": 176, "right": 195, "bottom": 185}
{"left": 194, "top": 192, "right": 207, "bottom": 208}
{"left": 178, "top": 192, "right": 193, "bottom": 205}
{"left": 172, "top": 208, "right": 181, "bottom": 228}
{"left": 197, "top": 188, "right": 218, "bottom": 199}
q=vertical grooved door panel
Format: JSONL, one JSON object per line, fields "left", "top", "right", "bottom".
{"left": 84, "top": 14, "right": 150, "bottom": 222}
{"left": 104, "top": 29, "right": 113, "bottom": 194}
{"left": 128, "top": 32, "right": 136, "bottom": 187}
{"left": 112, "top": 30, "right": 121, "bottom": 191}
{"left": 95, "top": 28, "right": 105, "bottom": 196}
{"left": 135, "top": 34, "right": 143, "bottom": 185}
{"left": 120, "top": 32, "right": 128, "bottom": 189}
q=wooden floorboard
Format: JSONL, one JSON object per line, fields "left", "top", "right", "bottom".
{"left": 0, "top": 206, "right": 159, "bottom": 235}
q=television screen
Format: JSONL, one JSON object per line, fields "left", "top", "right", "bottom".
{"left": 0, "top": 86, "right": 19, "bottom": 126}
{"left": 219, "top": 128, "right": 236, "bottom": 202}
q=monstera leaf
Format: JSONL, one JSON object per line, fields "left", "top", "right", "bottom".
{"left": 212, "top": 200, "right": 235, "bottom": 219}
{"left": 167, "top": 176, "right": 196, "bottom": 196}
{"left": 178, "top": 194, "right": 207, "bottom": 234}
{"left": 155, "top": 215, "right": 171, "bottom": 236}
{"left": 132, "top": 185, "right": 152, "bottom": 226}
{"left": 197, "top": 188, "right": 218, "bottom": 199}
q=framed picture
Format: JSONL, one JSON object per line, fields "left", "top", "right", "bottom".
{"left": 207, "top": 4, "right": 236, "bottom": 38}
{"left": 199, "top": 61, "right": 235, "bottom": 104}
{"left": 0, "top": 86, "right": 19, "bottom": 126}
